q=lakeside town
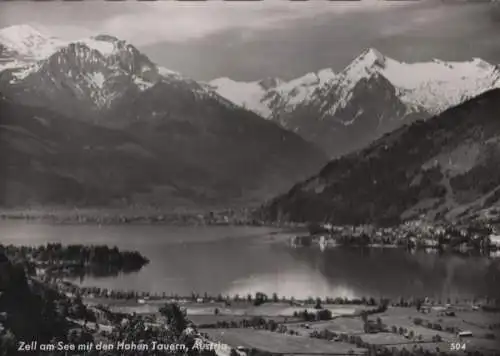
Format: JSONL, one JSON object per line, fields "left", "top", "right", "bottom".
{"left": 289, "top": 221, "right": 500, "bottom": 256}
{"left": 1, "top": 240, "right": 500, "bottom": 356}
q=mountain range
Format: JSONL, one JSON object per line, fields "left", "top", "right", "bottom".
{"left": 0, "top": 25, "right": 327, "bottom": 208}
{"left": 211, "top": 49, "right": 500, "bottom": 157}
{"left": 258, "top": 88, "right": 500, "bottom": 225}
{"left": 3, "top": 24, "right": 500, "bottom": 222}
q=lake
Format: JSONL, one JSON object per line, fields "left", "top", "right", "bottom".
{"left": 0, "top": 221, "right": 499, "bottom": 300}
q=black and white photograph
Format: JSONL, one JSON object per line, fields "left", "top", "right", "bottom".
{"left": 1, "top": 0, "right": 500, "bottom": 355}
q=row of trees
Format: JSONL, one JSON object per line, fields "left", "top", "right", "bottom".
{"left": 189, "top": 291, "right": 381, "bottom": 307}
{"left": 1, "top": 243, "right": 149, "bottom": 272}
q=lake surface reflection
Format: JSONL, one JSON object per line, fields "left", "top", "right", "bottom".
{"left": 1, "top": 221, "right": 499, "bottom": 299}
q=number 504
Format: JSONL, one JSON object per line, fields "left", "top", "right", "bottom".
{"left": 450, "top": 343, "right": 466, "bottom": 351}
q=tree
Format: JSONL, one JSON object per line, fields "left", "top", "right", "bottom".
{"left": 361, "top": 312, "right": 368, "bottom": 324}
{"left": 415, "top": 298, "right": 423, "bottom": 311}
{"left": 316, "top": 309, "right": 332, "bottom": 321}
{"left": 314, "top": 298, "right": 322, "bottom": 310}
{"left": 272, "top": 293, "right": 279, "bottom": 303}
{"left": 253, "top": 292, "right": 268, "bottom": 306}
{"left": 432, "top": 334, "right": 442, "bottom": 342}
{"left": 378, "top": 298, "right": 389, "bottom": 312}
{"left": 159, "top": 302, "right": 187, "bottom": 336}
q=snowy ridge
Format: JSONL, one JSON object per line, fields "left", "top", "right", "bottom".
{"left": 3, "top": 24, "right": 498, "bottom": 130}
{"left": 324, "top": 48, "right": 500, "bottom": 116}
{"left": 208, "top": 77, "right": 272, "bottom": 116}
{"left": 0, "top": 25, "right": 185, "bottom": 84}
{"left": 133, "top": 76, "right": 154, "bottom": 91}
{"left": 211, "top": 47, "right": 500, "bottom": 121}
{"left": 383, "top": 58, "right": 500, "bottom": 113}
{"left": 157, "top": 66, "right": 185, "bottom": 81}
{"left": 0, "top": 24, "right": 230, "bottom": 112}
{"left": 272, "top": 68, "right": 335, "bottom": 106}
{"left": 209, "top": 68, "right": 336, "bottom": 118}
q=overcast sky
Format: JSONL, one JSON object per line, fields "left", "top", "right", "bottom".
{"left": 0, "top": 0, "right": 499, "bottom": 81}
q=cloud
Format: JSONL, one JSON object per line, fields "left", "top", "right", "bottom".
{"left": 0, "top": 0, "right": 417, "bottom": 46}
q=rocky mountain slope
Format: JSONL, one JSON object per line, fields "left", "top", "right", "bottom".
{"left": 0, "top": 25, "right": 327, "bottom": 207}
{"left": 211, "top": 49, "right": 500, "bottom": 157}
{"left": 258, "top": 89, "right": 500, "bottom": 226}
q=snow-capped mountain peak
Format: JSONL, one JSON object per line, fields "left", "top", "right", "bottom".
{"left": 0, "top": 25, "right": 226, "bottom": 117}
{"left": 336, "top": 48, "right": 388, "bottom": 87}
{"left": 351, "top": 47, "right": 387, "bottom": 69}
{"left": 0, "top": 24, "right": 65, "bottom": 60}
{"left": 324, "top": 48, "right": 500, "bottom": 115}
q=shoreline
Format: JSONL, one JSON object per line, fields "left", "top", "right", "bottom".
{"left": 0, "top": 208, "right": 296, "bottom": 228}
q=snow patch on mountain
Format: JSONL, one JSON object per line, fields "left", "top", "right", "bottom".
{"left": 88, "top": 72, "right": 105, "bottom": 89}
{"left": 9, "top": 63, "right": 40, "bottom": 83}
{"left": 208, "top": 77, "right": 271, "bottom": 116}
{"left": 158, "top": 66, "right": 179, "bottom": 77}
{"left": 317, "top": 68, "right": 337, "bottom": 83}
{"left": 133, "top": 76, "right": 154, "bottom": 91}
{"left": 0, "top": 60, "right": 27, "bottom": 73}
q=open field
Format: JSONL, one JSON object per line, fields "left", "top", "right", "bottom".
{"left": 89, "top": 299, "right": 363, "bottom": 322}
{"left": 286, "top": 317, "right": 366, "bottom": 336}
{"left": 189, "top": 303, "right": 363, "bottom": 317}
{"left": 189, "top": 314, "right": 296, "bottom": 326}
{"left": 188, "top": 302, "right": 363, "bottom": 326}
{"left": 377, "top": 312, "right": 454, "bottom": 342}
{"left": 201, "top": 328, "right": 367, "bottom": 355}
{"left": 84, "top": 296, "right": 500, "bottom": 354}
{"left": 274, "top": 306, "right": 500, "bottom": 355}
{"left": 378, "top": 306, "right": 500, "bottom": 341}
